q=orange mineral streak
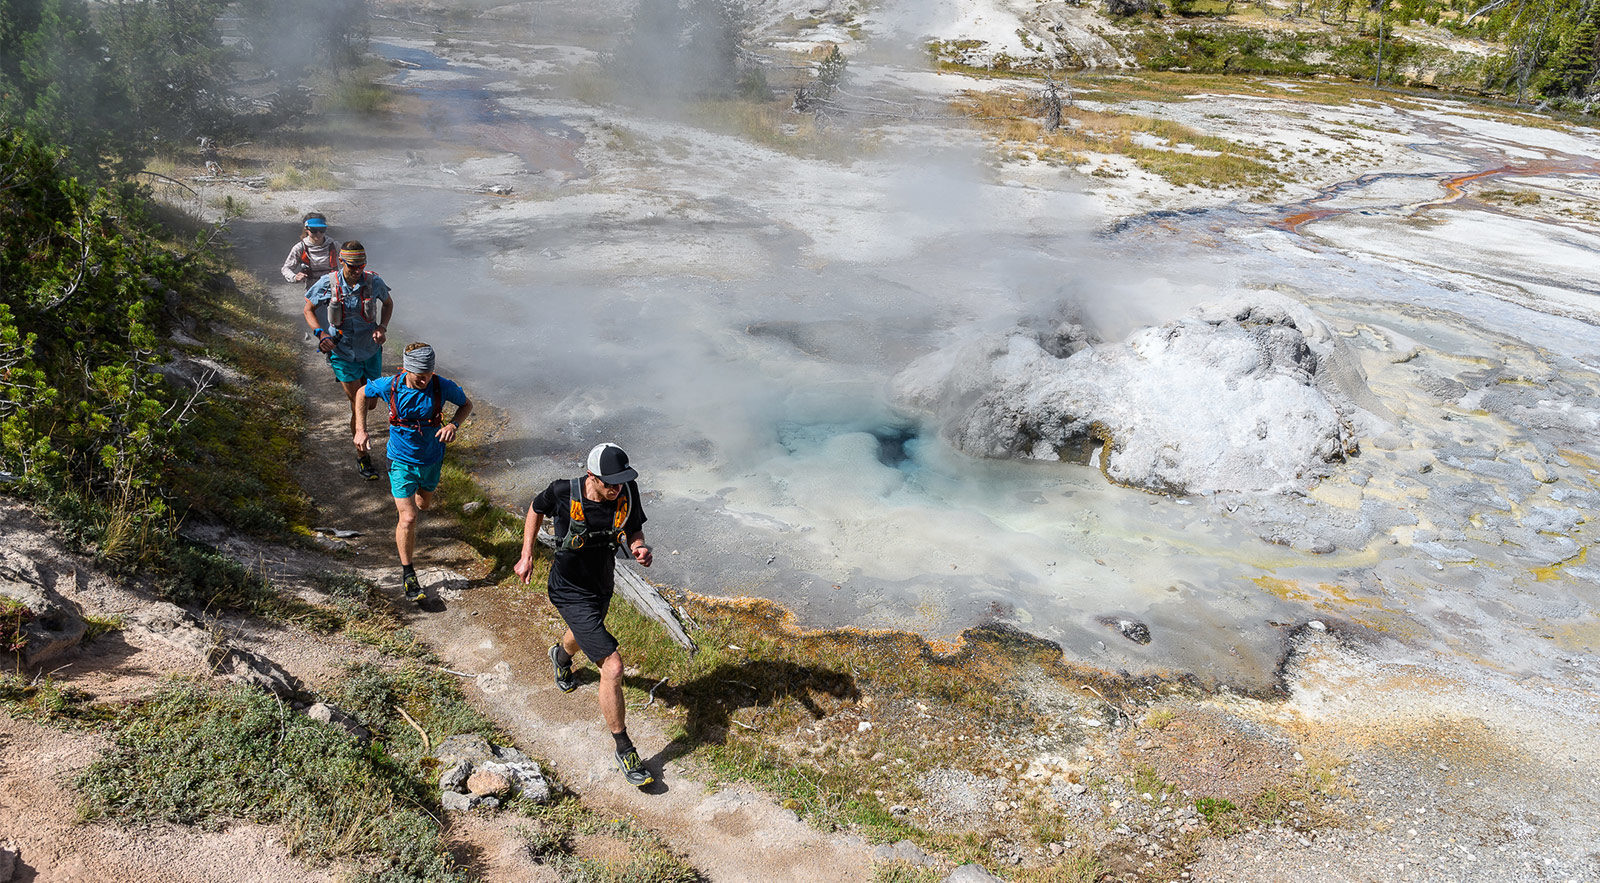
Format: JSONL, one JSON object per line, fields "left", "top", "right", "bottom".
{"left": 1274, "top": 157, "right": 1600, "bottom": 234}
{"left": 1252, "top": 576, "right": 1388, "bottom": 610}
{"left": 1443, "top": 157, "right": 1600, "bottom": 198}
{"left": 1439, "top": 166, "right": 1510, "bottom": 199}
{"left": 1273, "top": 209, "right": 1340, "bottom": 233}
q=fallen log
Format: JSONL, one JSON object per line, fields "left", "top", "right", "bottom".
{"left": 190, "top": 174, "right": 268, "bottom": 188}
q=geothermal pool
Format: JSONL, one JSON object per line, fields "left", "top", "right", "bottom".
{"left": 295, "top": 8, "right": 1600, "bottom": 691}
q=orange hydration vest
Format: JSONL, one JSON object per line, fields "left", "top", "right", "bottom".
{"left": 559, "top": 477, "right": 632, "bottom": 551}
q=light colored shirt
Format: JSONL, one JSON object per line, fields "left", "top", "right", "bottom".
{"left": 281, "top": 234, "right": 341, "bottom": 283}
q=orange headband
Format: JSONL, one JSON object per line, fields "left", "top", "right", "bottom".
{"left": 339, "top": 246, "right": 366, "bottom": 265}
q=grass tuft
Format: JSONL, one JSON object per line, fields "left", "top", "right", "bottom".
{"left": 83, "top": 612, "right": 124, "bottom": 642}
{"left": 0, "top": 672, "right": 120, "bottom": 728}
{"left": 326, "top": 73, "right": 394, "bottom": 116}
{"left": 328, "top": 661, "right": 507, "bottom": 769}
{"left": 872, "top": 864, "right": 943, "bottom": 883}
{"left": 1007, "top": 848, "right": 1107, "bottom": 882}
{"left": 1143, "top": 707, "right": 1177, "bottom": 729}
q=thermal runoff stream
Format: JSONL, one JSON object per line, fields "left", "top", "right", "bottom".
{"left": 282, "top": 3, "right": 1600, "bottom": 692}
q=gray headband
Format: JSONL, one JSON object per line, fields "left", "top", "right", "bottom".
{"left": 403, "top": 345, "right": 435, "bottom": 373}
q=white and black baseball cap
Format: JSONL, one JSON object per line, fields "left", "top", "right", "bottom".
{"left": 587, "top": 443, "right": 638, "bottom": 484}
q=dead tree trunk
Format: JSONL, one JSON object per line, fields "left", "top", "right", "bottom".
{"left": 1038, "top": 75, "right": 1066, "bottom": 132}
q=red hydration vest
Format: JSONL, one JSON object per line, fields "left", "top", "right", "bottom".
{"left": 296, "top": 240, "right": 338, "bottom": 276}
{"left": 386, "top": 374, "right": 444, "bottom": 429}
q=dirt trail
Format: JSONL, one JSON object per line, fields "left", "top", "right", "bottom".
{"left": 270, "top": 272, "right": 880, "bottom": 881}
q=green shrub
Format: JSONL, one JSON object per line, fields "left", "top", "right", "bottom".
{"left": 1195, "top": 795, "right": 1237, "bottom": 820}
{"left": 163, "top": 541, "right": 275, "bottom": 610}
{"left": 77, "top": 679, "right": 465, "bottom": 881}
{"left": 1, "top": 121, "right": 311, "bottom": 578}
{"left": 0, "top": 129, "right": 196, "bottom": 563}
{"left": 1142, "top": 28, "right": 1324, "bottom": 75}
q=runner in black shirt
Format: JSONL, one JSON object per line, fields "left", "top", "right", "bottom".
{"left": 514, "top": 443, "right": 654, "bottom": 786}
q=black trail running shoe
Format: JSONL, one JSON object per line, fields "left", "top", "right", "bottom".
{"left": 615, "top": 747, "right": 653, "bottom": 787}
{"left": 357, "top": 456, "right": 380, "bottom": 481}
{"left": 403, "top": 571, "right": 425, "bottom": 603}
{"left": 549, "top": 644, "right": 577, "bottom": 693}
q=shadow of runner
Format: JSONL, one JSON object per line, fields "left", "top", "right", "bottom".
{"left": 411, "top": 568, "right": 478, "bottom": 614}
{"left": 647, "top": 660, "right": 860, "bottom": 766}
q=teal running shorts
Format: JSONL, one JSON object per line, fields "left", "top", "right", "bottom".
{"left": 389, "top": 459, "right": 442, "bottom": 499}
{"left": 330, "top": 350, "right": 383, "bottom": 382}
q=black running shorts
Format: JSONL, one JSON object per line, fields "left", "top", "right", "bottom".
{"left": 552, "top": 589, "right": 618, "bottom": 664}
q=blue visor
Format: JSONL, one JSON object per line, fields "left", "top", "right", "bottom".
{"left": 304, "top": 218, "right": 328, "bottom": 228}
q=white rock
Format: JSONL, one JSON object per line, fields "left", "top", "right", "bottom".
{"left": 893, "top": 292, "right": 1379, "bottom": 495}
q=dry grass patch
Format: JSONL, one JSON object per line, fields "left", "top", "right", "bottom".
{"left": 590, "top": 589, "right": 1165, "bottom": 874}
{"left": 267, "top": 160, "right": 340, "bottom": 191}
{"left": 1006, "top": 849, "right": 1109, "bottom": 882}
{"left": 1478, "top": 187, "right": 1542, "bottom": 205}
{"left": 689, "top": 97, "right": 870, "bottom": 161}
{"left": 956, "top": 87, "right": 1281, "bottom": 190}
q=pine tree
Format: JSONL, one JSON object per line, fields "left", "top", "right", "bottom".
{"left": 816, "top": 45, "right": 848, "bottom": 95}
{"left": 0, "top": 0, "right": 138, "bottom": 177}
{"left": 1539, "top": 0, "right": 1600, "bottom": 95}
{"left": 99, "top": 0, "right": 234, "bottom": 141}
